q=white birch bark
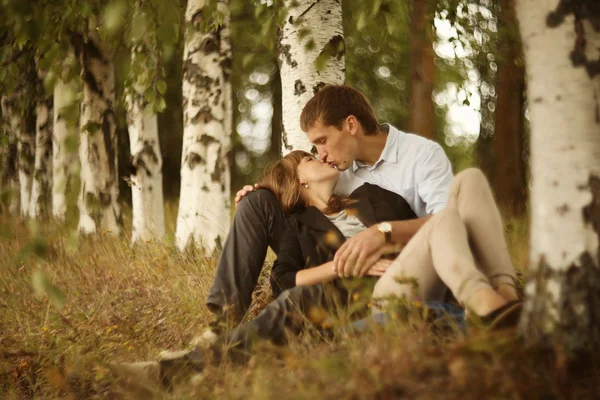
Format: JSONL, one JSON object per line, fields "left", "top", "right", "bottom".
{"left": 17, "top": 106, "right": 36, "bottom": 218}
{"left": 516, "top": 0, "right": 600, "bottom": 351}
{"left": 52, "top": 79, "right": 79, "bottom": 220}
{"left": 126, "top": 81, "right": 165, "bottom": 243}
{"left": 175, "top": 0, "right": 232, "bottom": 252}
{"left": 29, "top": 94, "right": 53, "bottom": 218}
{"left": 77, "top": 32, "right": 121, "bottom": 234}
{"left": 278, "top": 0, "right": 345, "bottom": 154}
{"left": 0, "top": 96, "right": 20, "bottom": 213}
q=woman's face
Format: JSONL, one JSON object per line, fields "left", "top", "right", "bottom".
{"left": 296, "top": 154, "right": 340, "bottom": 186}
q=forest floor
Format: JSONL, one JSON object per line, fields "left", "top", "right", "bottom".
{"left": 1, "top": 207, "right": 598, "bottom": 399}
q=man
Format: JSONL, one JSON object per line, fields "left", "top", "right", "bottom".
{"left": 205, "top": 84, "right": 453, "bottom": 331}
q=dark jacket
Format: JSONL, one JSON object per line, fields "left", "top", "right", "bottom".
{"left": 270, "top": 183, "right": 417, "bottom": 296}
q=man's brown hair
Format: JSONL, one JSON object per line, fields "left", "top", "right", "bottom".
{"left": 300, "top": 85, "right": 379, "bottom": 135}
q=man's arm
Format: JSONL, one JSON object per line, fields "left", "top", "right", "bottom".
{"left": 388, "top": 215, "right": 432, "bottom": 245}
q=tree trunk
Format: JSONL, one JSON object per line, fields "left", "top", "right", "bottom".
{"left": 126, "top": 73, "right": 166, "bottom": 243}
{"left": 0, "top": 96, "right": 20, "bottom": 213}
{"left": 75, "top": 31, "right": 121, "bottom": 234}
{"left": 278, "top": 0, "right": 345, "bottom": 154}
{"left": 17, "top": 105, "right": 36, "bottom": 218}
{"left": 269, "top": 66, "right": 283, "bottom": 160}
{"left": 176, "top": 0, "right": 232, "bottom": 252}
{"left": 52, "top": 79, "right": 79, "bottom": 220}
{"left": 516, "top": 0, "right": 600, "bottom": 353}
{"left": 408, "top": 0, "right": 436, "bottom": 140}
{"left": 29, "top": 74, "right": 53, "bottom": 218}
{"left": 492, "top": 0, "right": 527, "bottom": 215}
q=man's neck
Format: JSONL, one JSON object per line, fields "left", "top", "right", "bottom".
{"left": 355, "top": 126, "right": 388, "bottom": 166}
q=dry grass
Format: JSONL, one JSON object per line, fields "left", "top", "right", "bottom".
{"left": 0, "top": 207, "right": 596, "bottom": 399}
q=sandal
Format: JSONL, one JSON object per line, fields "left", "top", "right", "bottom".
{"left": 468, "top": 300, "right": 523, "bottom": 331}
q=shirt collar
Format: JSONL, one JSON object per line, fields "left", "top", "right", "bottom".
{"left": 352, "top": 123, "right": 399, "bottom": 171}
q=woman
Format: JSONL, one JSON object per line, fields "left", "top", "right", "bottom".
{"left": 111, "top": 151, "right": 520, "bottom": 388}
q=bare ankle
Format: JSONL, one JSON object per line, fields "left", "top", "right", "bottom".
{"left": 466, "top": 287, "right": 507, "bottom": 316}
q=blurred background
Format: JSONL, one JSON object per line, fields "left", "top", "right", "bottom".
{"left": 0, "top": 0, "right": 529, "bottom": 217}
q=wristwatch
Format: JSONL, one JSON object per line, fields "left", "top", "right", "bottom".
{"left": 377, "top": 222, "right": 392, "bottom": 243}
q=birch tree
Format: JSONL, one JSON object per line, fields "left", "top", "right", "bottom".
{"left": 516, "top": 0, "right": 600, "bottom": 353}
{"left": 29, "top": 72, "right": 53, "bottom": 218}
{"left": 0, "top": 96, "right": 20, "bottom": 213}
{"left": 126, "top": 3, "right": 167, "bottom": 243}
{"left": 278, "top": 0, "right": 345, "bottom": 153}
{"left": 72, "top": 31, "right": 121, "bottom": 234}
{"left": 17, "top": 97, "right": 36, "bottom": 218}
{"left": 176, "top": 0, "right": 232, "bottom": 251}
{"left": 52, "top": 75, "right": 79, "bottom": 220}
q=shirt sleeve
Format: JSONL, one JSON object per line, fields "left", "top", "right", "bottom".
{"left": 416, "top": 144, "right": 454, "bottom": 215}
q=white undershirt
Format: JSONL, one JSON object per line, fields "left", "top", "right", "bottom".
{"left": 325, "top": 209, "right": 367, "bottom": 239}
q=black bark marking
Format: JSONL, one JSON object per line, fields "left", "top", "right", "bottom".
{"left": 556, "top": 203, "right": 570, "bottom": 215}
{"left": 582, "top": 174, "right": 600, "bottom": 236}
{"left": 182, "top": 60, "right": 215, "bottom": 88}
{"left": 281, "top": 128, "right": 293, "bottom": 151}
{"left": 191, "top": 106, "right": 215, "bottom": 125}
{"left": 546, "top": 0, "right": 600, "bottom": 78}
{"left": 185, "top": 152, "right": 204, "bottom": 168}
{"left": 533, "top": 97, "right": 543, "bottom": 103}
{"left": 200, "top": 34, "right": 220, "bottom": 54}
{"left": 277, "top": 43, "right": 297, "bottom": 68}
{"left": 294, "top": 79, "right": 306, "bottom": 96}
{"left": 102, "top": 109, "right": 117, "bottom": 177}
{"left": 202, "top": 184, "right": 209, "bottom": 192}
{"left": 320, "top": 35, "right": 345, "bottom": 61}
{"left": 211, "top": 152, "right": 225, "bottom": 183}
{"left": 199, "top": 134, "right": 218, "bottom": 146}
{"left": 131, "top": 141, "right": 159, "bottom": 177}
{"left": 313, "top": 82, "right": 327, "bottom": 94}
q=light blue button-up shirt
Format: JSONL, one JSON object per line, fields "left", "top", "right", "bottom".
{"left": 334, "top": 124, "right": 454, "bottom": 218}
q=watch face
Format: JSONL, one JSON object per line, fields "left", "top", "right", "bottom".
{"left": 379, "top": 222, "right": 392, "bottom": 232}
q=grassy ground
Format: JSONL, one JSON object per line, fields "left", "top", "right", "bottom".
{"left": 0, "top": 207, "right": 596, "bottom": 399}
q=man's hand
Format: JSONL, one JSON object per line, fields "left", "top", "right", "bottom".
{"left": 234, "top": 184, "right": 260, "bottom": 206}
{"left": 333, "top": 225, "right": 386, "bottom": 278}
{"left": 366, "top": 259, "right": 393, "bottom": 277}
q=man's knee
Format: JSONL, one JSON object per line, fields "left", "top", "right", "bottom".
{"left": 455, "top": 168, "right": 488, "bottom": 187}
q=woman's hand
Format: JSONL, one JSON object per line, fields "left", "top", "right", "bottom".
{"left": 333, "top": 225, "right": 386, "bottom": 278}
{"left": 366, "top": 259, "right": 393, "bottom": 276}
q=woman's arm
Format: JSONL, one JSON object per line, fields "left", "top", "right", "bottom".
{"left": 295, "top": 261, "right": 338, "bottom": 286}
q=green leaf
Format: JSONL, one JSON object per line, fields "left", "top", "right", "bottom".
{"left": 104, "top": 0, "right": 127, "bottom": 36}
{"left": 157, "top": 80, "right": 167, "bottom": 95}
{"left": 357, "top": 11, "right": 367, "bottom": 31}
{"left": 32, "top": 269, "right": 66, "bottom": 310}
{"left": 155, "top": 96, "right": 166, "bottom": 113}
{"left": 0, "top": 68, "right": 6, "bottom": 82}
{"left": 242, "top": 53, "right": 254, "bottom": 69}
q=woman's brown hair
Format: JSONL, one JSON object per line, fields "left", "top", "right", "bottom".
{"left": 258, "top": 150, "right": 355, "bottom": 215}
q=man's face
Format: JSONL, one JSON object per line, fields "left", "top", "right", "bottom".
{"left": 305, "top": 119, "right": 358, "bottom": 171}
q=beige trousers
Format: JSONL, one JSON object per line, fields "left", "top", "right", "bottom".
{"left": 372, "top": 168, "right": 517, "bottom": 308}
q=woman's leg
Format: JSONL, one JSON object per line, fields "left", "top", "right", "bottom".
{"left": 372, "top": 208, "right": 506, "bottom": 315}
{"left": 446, "top": 169, "right": 518, "bottom": 300}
